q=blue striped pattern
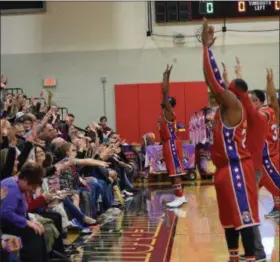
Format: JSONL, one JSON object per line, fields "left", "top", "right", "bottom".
{"left": 222, "top": 126, "right": 253, "bottom": 225}
{"left": 168, "top": 123, "right": 182, "bottom": 174}
{"left": 263, "top": 142, "right": 280, "bottom": 187}
{"left": 207, "top": 49, "right": 227, "bottom": 90}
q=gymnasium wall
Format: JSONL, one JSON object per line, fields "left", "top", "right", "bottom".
{"left": 115, "top": 82, "right": 208, "bottom": 143}
{"left": 1, "top": 2, "right": 279, "bottom": 129}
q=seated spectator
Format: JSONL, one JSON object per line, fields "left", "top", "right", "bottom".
{"left": 1, "top": 162, "right": 48, "bottom": 262}
{"left": 1, "top": 187, "right": 22, "bottom": 262}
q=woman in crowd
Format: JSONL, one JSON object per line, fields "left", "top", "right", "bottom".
{"left": 1, "top": 162, "right": 48, "bottom": 262}
{"left": 52, "top": 141, "right": 110, "bottom": 225}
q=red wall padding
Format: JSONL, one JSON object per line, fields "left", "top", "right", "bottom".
{"left": 115, "top": 84, "right": 140, "bottom": 143}
{"left": 138, "top": 83, "right": 161, "bottom": 141}
{"left": 115, "top": 82, "right": 208, "bottom": 143}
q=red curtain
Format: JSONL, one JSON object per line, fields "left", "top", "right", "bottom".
{"left": 115, "top": 82, "right": 208, "bottom": 143}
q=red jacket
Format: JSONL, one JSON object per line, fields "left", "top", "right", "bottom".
{"left": 25, "top": 192, "right": 47, "bottom": 212}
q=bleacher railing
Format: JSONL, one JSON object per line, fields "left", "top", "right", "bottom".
{"left": 3, "top": 88, "right": 24, "bottom": 95}
{"left": 58, "top": 107, "right": 68, "bottom": 121}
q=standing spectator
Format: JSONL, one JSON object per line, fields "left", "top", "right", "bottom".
{"left": 99, "top": 116, "right": 112, "bottom": 143}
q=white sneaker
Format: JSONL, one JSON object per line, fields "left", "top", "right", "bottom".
{"left": 168, "top": 208, "right": 187, "bottom": 218}
{"left": 122, "top": 190, "right": 133, "bottom": 197}
{"left": 166, "top": 196, "right": 187, "bottom": 208}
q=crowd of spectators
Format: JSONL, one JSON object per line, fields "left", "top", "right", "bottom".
{"left": 0, "top": 76, "right": 138, "bottom": 262}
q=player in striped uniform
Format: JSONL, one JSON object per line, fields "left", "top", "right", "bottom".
{"left": 223, "top": 59, "right": 267, "bottom": 261}
{"left": 202, "top": 19, "right": 259, "bottom": 262}
{"left": 158, "top": 65, "right": 187, "bottom": 208}
{"left": 249, "top": 72, "right": 279, "bottom": 219}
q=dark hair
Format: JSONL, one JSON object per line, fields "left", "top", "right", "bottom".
{"left": 100, "top": 116, "right": 107, "bottom": 122}
{"left": 68, "top": 113, "right": 75, "bottom": 118}
{"left": 56, "top": 142, "right": 72, "bottom": 158}
{"left": 234, "top": 79, "right": 248, "bottom": 92}
{"left": 169, "top": 97, "right": 176, "bottom": 108}
{"left": 251, "top": 89, "right": 266, "bottom": 103}
{"left": 22, "top": 115, "right": 33, "bottom": 123}
{"left": 42, "top": 153, "right": 53, "bottom": 168}
{"left": 18, "top": 162, "right": 44, "bottom": 186}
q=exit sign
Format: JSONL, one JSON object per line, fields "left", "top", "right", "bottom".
{"left": 43, "top": 77, "right": 56, "bottom": 87}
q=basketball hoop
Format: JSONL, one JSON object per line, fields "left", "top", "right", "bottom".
{"left": 173, "top": 33, "right": 186, "bottom": 45}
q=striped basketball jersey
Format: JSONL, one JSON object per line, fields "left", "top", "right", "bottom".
{"left": 211, "top": 107, "right": 251, "bottom": 168}
{"left": 260, "top": 106, "right": 279, "bottom": 158}
{"left": 158, "top": 111, "right": 178, "bottom": 142}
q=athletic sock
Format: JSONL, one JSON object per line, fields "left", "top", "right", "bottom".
{"left": 228, "top": 249, "right": 239, "bottom": 262}
{"left": 245, "top": 256, "right": 256, "bottom": 261}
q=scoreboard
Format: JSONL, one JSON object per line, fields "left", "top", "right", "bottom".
{"left": 155, "top": 1, "right": 280, "bottom": 23}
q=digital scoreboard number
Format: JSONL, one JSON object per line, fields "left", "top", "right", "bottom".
{"left": 155, "top": 1, "right": 280, "bottom": 23}
{"left": 198, "top": 1, "right": 280, "bottom": 18}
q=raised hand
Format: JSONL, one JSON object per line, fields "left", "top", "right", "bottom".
{"left": 221, "top": 62, "right": 229, "bottom": 86}
{"left": 92, "top": 121, "right": 101, "bottom": 130}
{"left": 266, "top": 68, "right": 273, "bottom": 82}
{"left": 235, "top": 57, "right": 242, "bottom": 78}
{"left": 266, "top": 69, "right": 276, "bottom": 98}
{"left": 99, "top": 144, "right": 115, "bottom": 160}
{"left": 162, "top": 64, "right": 173, "bottom": 89}
{"left": 40, "top": 89, "right": 45, "bottom": 97}
{"left": 1, "top": 75, "right": 8, "bottom": 88}
{"left": 201, "top": 18, "right": 216, "bottom": 48}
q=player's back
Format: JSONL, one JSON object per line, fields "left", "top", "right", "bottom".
{"left": 260, "top": 106, "right": 279, "bottom": 158}
{"left": 211, "top": 107, "right": 251, "bottom": 168}
{"left": 158, "top": 112, "right": 178, "bottom": 142}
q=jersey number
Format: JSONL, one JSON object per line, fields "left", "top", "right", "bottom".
{"left": 271, "top": 124, "right": 279, "bottom": 141}
{"left": 242, "top": 129, "right": 247, "bottom": 148}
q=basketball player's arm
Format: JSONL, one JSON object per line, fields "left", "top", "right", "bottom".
{"left": 203, "top": 51, "right": 239, "bottom": 110}
{"left": 266, "top": 69, "right": 279, "bottom": 124}
{"left": 162, "top": 66, "right": 174, "bottom": 122}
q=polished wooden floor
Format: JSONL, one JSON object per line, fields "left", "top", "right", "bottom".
{"left": 171, "top": 183, "right": 279, "bottom": 262}
{"left": 68, "top": 181, "right": 279, "bottom": 262}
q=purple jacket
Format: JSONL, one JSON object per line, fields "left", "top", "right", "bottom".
{"left": 1, "top": 177, "right": 28, "bottom": 228}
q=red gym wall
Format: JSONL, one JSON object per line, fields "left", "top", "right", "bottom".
{"left": 115, "top": 82, "right": 208, "bottom": 143}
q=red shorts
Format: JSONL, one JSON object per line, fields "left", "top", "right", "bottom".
{"left": 259, "top": 154, "right": 280, "bottom": 197}
{"left": 163, "top": 139, "right": 184, "bottom": 177}
{"left": 214, "top": 159, "right": 260, "bottom": 229}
